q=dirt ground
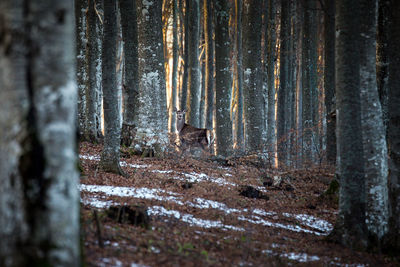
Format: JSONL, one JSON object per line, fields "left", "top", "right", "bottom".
{"left": 79, "top": 142, "right": 398, "bottom": 266}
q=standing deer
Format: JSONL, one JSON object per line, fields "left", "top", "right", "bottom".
{"left": 174, "top": 108, "right": 213, "bottom": 152}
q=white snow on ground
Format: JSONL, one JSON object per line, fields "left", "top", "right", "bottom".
{"left": 180, "top": 172, "right": 237, "bottom": 187}
{"left": 80, "top": 184, "right": 332, "bottom": 236}
{"left": 283, "top": 213, "right": 334, "bottom": 233}
{"left": 148, "top": 206, "right": 245, "bottom": 231}
{"left": 80, "top": 184, "right": 184, "bottom": 205}
{"left": 262, "top": 250, "right": 320, "bottom": 263}
{"left": 79, "top": 154, "right": 100, "bottom": 161}
{"left": 237, "top": 215, "right": 329, "bottom": 236}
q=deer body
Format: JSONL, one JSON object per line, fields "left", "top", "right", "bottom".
{"left": 175, "top": 109, "right": 212, "bottom": 151}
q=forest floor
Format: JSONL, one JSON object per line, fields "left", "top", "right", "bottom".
{"left": 79, "top": 142, "right": 398, "bottom": 267}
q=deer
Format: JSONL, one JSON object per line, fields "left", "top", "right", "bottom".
{"left": 174, "top": 108, "right": 213, "bottom": 153}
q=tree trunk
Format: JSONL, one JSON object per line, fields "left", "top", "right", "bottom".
{"left": 186, "top": 0, "right": 201, "bottom": 128}
{"left": 101, "top": 0, "right": 124, "bottom": 174}
{"left": 0, "top": 0, "right": 80, "bottom": 265}
{"left": 359, "top": 0, "right": 389, "bottom": 242}
{"left": 329, "top": 0, "right": 368, "bottom": 249}
{"left": 277, "top": 0, "right": 290, "bottom": 167}
{"left": 266, "top": 0, "right": 277, "bottom": 163}
{"left": 120, "top": 0, "right": 139, "bottom": 147}
{"left": 242, "top": 0, "right": 264, "bottom": 153}
{"left": 302, "top": 0, "right": 318, "bottom": 165}
{"left": 135, "top": 0, "right": 168, "bottom": 155}
{"left": 214, "top": 0, "right": 233, "bottom": 156}
{"left": 204, "top": 0, "right": 214, "bottom": 131}
{"left": 75, "top": 0, "right": 88, "bottom": 140}
{"left": 387, "top": 0, "right": 400, "bottom": 252}
{"left": 324, "top": 0, "right": 336, "bottom": 164}
{"left": 376, "top": 0, "right": 389, "bottom": 133}
{"left": 170, "top": 0, "right": 179, "bottom": 133}
{"left": 180, "top": 0, "right": 189, "bottom": 110}
{"left": 235, "top": 0, "right": 244, "bottom": 151}
{"left": 86, "top": 0, "right": 102, "bottom": 143}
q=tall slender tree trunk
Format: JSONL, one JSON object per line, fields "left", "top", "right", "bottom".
{"left": 359, "top": 0, "right": 389, "bottom": 242}
{"left": 242, "top": 0, "right": 264, "bottom": 153}
{"left": 86, "top": 0, "right": 102, "bottom": 143}
{"left": 376, "top": 0, "right": 389, "bottom": 132}
{"left": 302, "top": 0, "right": 318, "bottom": 164}
{"left": 101, "top": 0, "right": 124, "bottom": 175}
{"left": 214, "top": 0, "right": 233, "bottom": 156}
{"left": 0, "top": 0, "right": 80, "bottom": 265}
{"left": 329, "top": 0, "right": 368, "bottom": 249}
{"left": 120, "top": 0, "right": 139, "bottom": 147}
{"left": 186, "top": 0, "right": 201, "bottom": 128}
{"left": 180, "top": 0, "right": 189, "bottom": 111}
{"left": 387, "top": 0, "right": 400, "bottom": 252}
{"left": 75, "top": 0, "right": 88, "bottom": 140}
{"left": 324, "top": 0, "right": 336, "bottom": 165}
{"left": 204, "top": 0, "right": 214, "bottom": 131}
{"left": 277, "top": 0, "right": 290, "bottom": 167}
{"left": 266, "top": 0, "right": 277, "bottom": 163}
{"left": 235, "top": 0, "right": 244, "bottom": 151}
{"left": 170, "top": 0, "right": 179, "bottom": 133}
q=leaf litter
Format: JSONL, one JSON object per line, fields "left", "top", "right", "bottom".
{"left": 79, "top": 142, "right": 396, "bottom": 267}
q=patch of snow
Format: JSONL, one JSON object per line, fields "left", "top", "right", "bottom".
{"left": 281, "top": 252, "right": 320, "bottom": 263}
{"left": 187, "top": 198, "right": 241, "bottom": 214}
{"left": 119, "top": 161, "right": 149, "bottom": 168}
{"left": 238, "top": 215, "right": 327, "bottom": 236}
{"left": 79, "top": 154, "right": 100, "bottom": 161}
{"left": 181, "top": 172, "right": 237, "bottom": 187}
{"left": 148, "top": 206, "right": 245, "bottom": 231}
{"left": 81, "top": 196, "right": 116, "bottom": 208}
{"left": 252, "top": 209, "right": 276, "bottom": 217}
{"left": 80, "top": 184, "right": 184, "bottom": 204}
{"left": 283, "top": 213, "right": 333, "bottom": 234}
{"left": 152, "top": 170, "right": 174, "bottom": 174}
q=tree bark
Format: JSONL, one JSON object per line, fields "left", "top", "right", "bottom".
{"left": 387, "top": 0, "right": 400, "bottom": 252}
{"left": 242, "top": 0, "right": 264, "bottom": 153}
{"left": 204, "top": 0, "right": 214, "bottom": 131}
{"left": 135, "top": 0, "right": 168, "bottom": 155}
{"left": 101, "top": 0, "right": 124, "bottom": 174}
{"left": 186, "top": 0, "right": 201, "bottom": 128}
{"left": 86, "top": 0, "right": 102, "bottom": 143}
{"left": 75, "top": 0, "right": 88, "bottom": 140}
{"left": 214, "top": 0, "right": 233, "bottom": 156}
{"left": 235, "top": 0, "right": 244, "bottom": 152}
{"left": 170, "top": 0, "right": 179, "bottom": 133}
{"left": 0, "top": 0, "right": 80, "bottom": 265}
{"left": 277, "top": 0, "right": 290, "bottom": 167}
{"left": 376, "top": 0, "right": 389, "bottom": 133}
{"left": 302, "top": 0, "right": 318, "bottom": 164}
{"left": 324, "top": 0, "right": 336, "bottom": 164}
{"left": 329, "top": 0, "right": 368, "bottom": 249}
{"left": 266, "top": 0, "right": 277, "bottom": 162}
{"left": 120, "top": 0, "right": 139, "bottom": 147}
{"left": 359, "top": 0, "right": 389, "bottom": 242}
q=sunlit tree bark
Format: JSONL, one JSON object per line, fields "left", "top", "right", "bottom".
{"left": 204, "top": 0, "right": 214, "bottom": 131}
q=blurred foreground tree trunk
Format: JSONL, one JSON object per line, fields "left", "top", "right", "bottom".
{"left": 0, "top": 0, "right": 80, "bottom": 265}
